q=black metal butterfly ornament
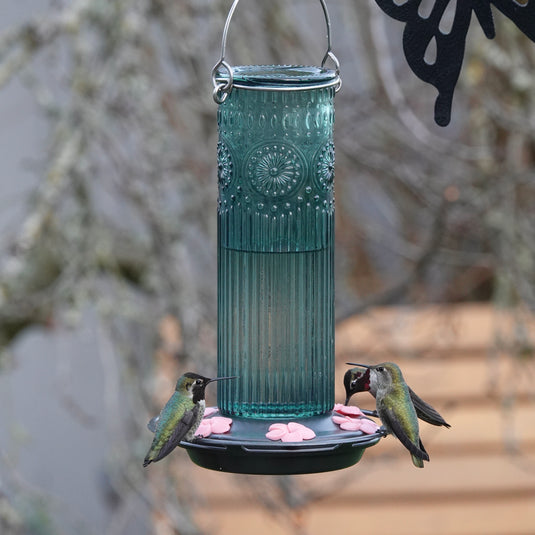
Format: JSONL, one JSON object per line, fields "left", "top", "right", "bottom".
{"left": 375, "top": 0, "right": 535, "bottom": 126}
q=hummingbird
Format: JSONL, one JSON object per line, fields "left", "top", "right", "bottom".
{"left": 143, "top": 372, "right": 236, "bottom": 467}
{"left": 347, "top": 362, "right": 429, "bottom": 468}
{"left": 344, "top": 365, "right": 450, "bottom": 428}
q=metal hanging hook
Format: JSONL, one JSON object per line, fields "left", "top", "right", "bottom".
{"left": 211, "top": 0, "right": 341, "bottom": 104}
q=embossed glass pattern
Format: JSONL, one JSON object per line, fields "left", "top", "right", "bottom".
{"left": 217, "top": 66, "right": 336, "bottom": 418}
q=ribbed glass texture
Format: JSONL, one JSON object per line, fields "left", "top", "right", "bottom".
{"left": 217, "top": 71, "right": 336, "bottom": 418}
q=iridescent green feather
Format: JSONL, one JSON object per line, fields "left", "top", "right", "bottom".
{"left": 144, "top": 392, "right": 195, "bottom": 466}
{"left": 376, "top": 363, "right": 428, "bottom": 468}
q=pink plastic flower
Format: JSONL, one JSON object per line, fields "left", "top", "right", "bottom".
{"left": 195, "top": 419, "right": 212, "bottom": 437}
{"left": 332, "top": 414, "right": 379, "bottom": 434}
{"left": 333, "top": 403, "right": 364, "bottom": 417}
{"left": 204, "top": 407, "right": 219, "bottom": 417}
{"left": 266, "top": 422, "right": 316, "bottom": 442}
{"left": 195, "top": 416, "right": 233, "bottom": 438}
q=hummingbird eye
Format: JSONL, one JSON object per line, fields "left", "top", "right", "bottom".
{"left": 195, "top": 379, "right": 203, "bottom": 385}
{"left": 376, "top": 366, "right": 384, "bottom": 373}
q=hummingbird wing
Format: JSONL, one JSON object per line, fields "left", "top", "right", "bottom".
{"left": 381, "top": 406, "right": 430, "bottom": 462}
{"left": 408, "top": 387, "right": 451, "bottom": 428}
{"left": 147, "top": 416, "right": 159, "bottom": 433}
{"left": 151, "top": 406, "right": 199, "bottom": 462}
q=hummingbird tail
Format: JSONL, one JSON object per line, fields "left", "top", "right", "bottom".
{"left": 411, "top": 454, "right": 425, "bottom": 468}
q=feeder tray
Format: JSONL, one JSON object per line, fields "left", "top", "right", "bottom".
{"left": 181, "top": 412, "right": 382, "bottom": 475}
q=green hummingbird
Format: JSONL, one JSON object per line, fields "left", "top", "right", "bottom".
{"left": 348, "top": 362, "right": 429, "bottom": 468}
{"left": 143, "top": 372, "right": 236, "bottom": 467}
{"left": 344, "top": 365, "right": 450, "bottom": 428}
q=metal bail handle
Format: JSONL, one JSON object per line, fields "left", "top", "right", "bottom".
{"left": 212, "top": 0, "right": 341, "bottom": 104}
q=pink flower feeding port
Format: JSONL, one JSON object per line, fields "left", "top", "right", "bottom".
{"left": 266, "top": 422, "right": 317, "bottom": 442}
{"left": 196, "top": 415, "right": 234, "bottom": 438}
{"left": 332, "top": 405, "right": 380, "bottom": 434}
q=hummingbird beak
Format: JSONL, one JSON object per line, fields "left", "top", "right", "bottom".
{"left": 208, "top": 376, "right": 238, "bottom": 383}
{"left": 346, "top": 362, "right": 370, "bottom": 368}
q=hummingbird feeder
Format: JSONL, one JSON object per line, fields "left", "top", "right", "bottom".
{"left": 180, "top": 0, "right": 382, "bottom": 474}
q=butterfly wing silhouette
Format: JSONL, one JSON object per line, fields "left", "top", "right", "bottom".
{"left": 374, "top": 0, "right": 535, "bottom": 126}
{"left": 492, "top": 0, "right": 535, "bottom": 40}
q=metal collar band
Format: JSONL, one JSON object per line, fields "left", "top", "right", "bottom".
{"left": 213, "top": 64, "right": 341, "bottom": 94}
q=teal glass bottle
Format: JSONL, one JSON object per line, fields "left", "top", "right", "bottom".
{"left": 216, "top": 65, "right": 338, "bottom": 419}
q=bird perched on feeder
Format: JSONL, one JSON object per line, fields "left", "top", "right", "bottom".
{"left": 344, "top": 365, "right": 450, "bottom": 428}
{"left": 346, "top": 362, "right": 429, "bottom": 468}
{"left": 143, "top": 372, "right": 236, "bottom": 467}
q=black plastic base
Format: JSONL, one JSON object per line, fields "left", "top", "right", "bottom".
{"left": 180, "top": 412, "right": 382, "bottom": 475}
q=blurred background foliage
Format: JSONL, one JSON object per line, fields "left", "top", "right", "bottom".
{"left": 0, "top": 0, "right": 534, "bottom": 534}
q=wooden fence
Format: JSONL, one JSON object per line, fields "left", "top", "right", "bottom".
{"left": 154, "top": 304, "right": 535, "bottom": 535}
